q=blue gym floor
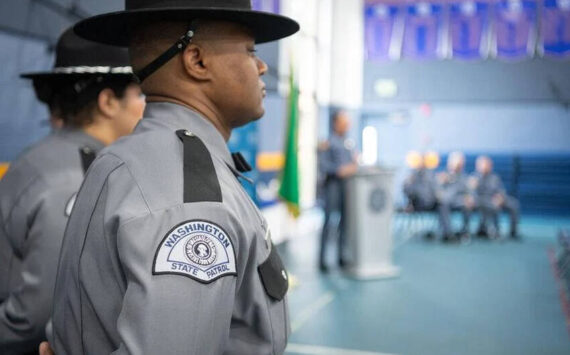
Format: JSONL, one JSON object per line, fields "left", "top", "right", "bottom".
{"left": 281, "top": 213, "right": 570, "bottom": 355}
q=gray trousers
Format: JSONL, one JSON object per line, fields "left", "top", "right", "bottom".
{"left": 438, "top": 197, "right": 472, "bottom": 236}
{"left": 478, "top": 196, "right": 520, "bottom": 234}
{"left": 320, "top": 178, "right": 346, "bottom": 266}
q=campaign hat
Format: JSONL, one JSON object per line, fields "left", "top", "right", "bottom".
{"left": 73, "top": 0, "right": 300, "bottom": 47}
{"left": 21, "top": 27, "right": 133, "bottom": 80}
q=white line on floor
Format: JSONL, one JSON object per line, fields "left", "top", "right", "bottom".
{"left": 290, "top": 291, "right": 335, "bottom": 333}
{"left": 286, "top": 343, "right": 398, "bottom": 355}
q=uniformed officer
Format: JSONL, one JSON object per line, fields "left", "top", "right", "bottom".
{"left": 0, "top": 28, "right": 144, "bottom": 354}
{"left": 472, "top": 155, "right": 520, "bottom": 240}
{"left": 403, "top": 152, "right": 438, "bottom": 211}
{"left": 436, "top": 151, "right": 475, "bottom": 242}
{"left": 319, "top": 110, "right": 358, "bottom": 272}
{"left": 50, "top": 1, "right": 299, "bottom": 354}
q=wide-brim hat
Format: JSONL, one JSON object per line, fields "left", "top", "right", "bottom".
{"left": 73, "top": 0, "right": 300, "bottom": 47}
{"left": 21, "top": 27, "right": 134, "bottom": 80}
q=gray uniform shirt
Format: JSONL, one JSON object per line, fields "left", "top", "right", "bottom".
{"left": 321, "top": 133, "right": 354, "bottom": 177}
{"left": 474, "top": 173, "right": 505, "bottom": 200}
{"left": 0, "top": 129, "right": 103, "bottom": 354}
{"left": 403, "top": 168, "right": 437, "bottom": 208}
{"left": 439, "top": 172, "right": 470, "bottom": 204}
{"left": 52, "top": 102, "right": 290, "bottom": 355}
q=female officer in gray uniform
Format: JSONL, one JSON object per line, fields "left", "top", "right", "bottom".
{"left": 0, "top": 28, "right": 144, "bottom": 354}
{"left": 50, "top": 1, "right": 299, "bottom": 354}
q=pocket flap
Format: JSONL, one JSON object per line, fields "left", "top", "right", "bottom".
{"left": 258, "top": 245, "right": 289, "bottom": 301}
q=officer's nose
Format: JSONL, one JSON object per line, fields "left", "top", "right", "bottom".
{"left": 257, "top": 57, "right": 268, "bottom": 76}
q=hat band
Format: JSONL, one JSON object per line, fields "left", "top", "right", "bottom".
{"left": 53, "top": 66, "right": 133, "bottom": 74}
{"left": 126, "top": 0, "right": 252, "bottom": 11}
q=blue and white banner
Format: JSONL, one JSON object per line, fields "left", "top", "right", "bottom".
{"left": 402, "top": 2, "right": 445, "bottom": 60}
{"left": 541, "top": 0, "right": 570, "bottom": 57}
{"left": 364, "top": 2, "right": 400, "bottom": 61}
{"left": 450, "top": 1, "right": 489, "bottom": 59}
{"left": 362, "top": 0, "right": 570, "bottom": 61}
{"left": 494, "top": 0, "right": 537, "bottom": 60}
{"left": 252, "top": 0, "right": 280, "bottom": 14}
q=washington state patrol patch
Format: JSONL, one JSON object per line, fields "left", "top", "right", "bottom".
{"left": 153, "top": 220, "right": 237, "bottom": 283}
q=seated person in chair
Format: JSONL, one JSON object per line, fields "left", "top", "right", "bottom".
{"left": 471, "top": 156, "right": 520, "bottom": 240}
{"left": 436, "top": 151, "right": 475, "bottom": 242}
{"left": 403, "top": 151, "right": 438, "bottom": 211}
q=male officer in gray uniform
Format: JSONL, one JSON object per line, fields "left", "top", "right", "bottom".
{"left": 51, "top": 1, "right": 299, "bottom": 354}
{"left": 0, "top": 29, "right": 143, "bottom": 354}
{"left": 319, "top": 110, "right": 358, "bottom": 272}
{"left": 437, "top": 151, "right": 475, "bottom": 242}
{"left": 472, "top": 155, "right": 520, "bottom": 240}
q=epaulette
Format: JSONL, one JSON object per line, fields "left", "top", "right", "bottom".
{"left": 79, "top": 146, "right": 96, "bottom": 173}
{"left": 176, "top": 129, "right": 222, "bottom": 203}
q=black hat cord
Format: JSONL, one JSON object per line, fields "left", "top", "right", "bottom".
{"left": 135, "top": 22, "right": 197, "bottom": 83}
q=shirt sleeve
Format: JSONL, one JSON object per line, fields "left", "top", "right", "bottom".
{"left": 320, "top": 147, "right": 335, "bottom": 176}
{"left": 0, "top": 182, "right": 70, "bottom": 353}
{"left": 111, "top": 202, "right": 244, "bottom": 355}
{"left": 458, "top": 176, "right": 470, "bottom": 196}
{"left": 494, "top": 175, "right": 506, "bottom": 195}
{"left": 322, "top": 142, "right": 346, "bottom": 176}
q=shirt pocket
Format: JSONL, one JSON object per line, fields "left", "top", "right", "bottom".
{"left": 257, "top": 239, "right": 290, "bottom": 352}
{"left": 258, "top": 242, "right": 288, "bottom": 301}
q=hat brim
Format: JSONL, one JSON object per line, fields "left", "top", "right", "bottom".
{"left": 21, "top": 71, "right": 134, "bottom": 80}
{"left": 20, "top": 73, "right": 135, "bottom": 80}
{"left": 20, "top": 73, "right": 58, "bottom": 80}
{"left": 74, "top": 8, "right": 300, "bottom": 47}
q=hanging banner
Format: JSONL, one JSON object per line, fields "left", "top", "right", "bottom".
{"left": 450, "top": 1, "right": 489, "bottom": 59}
{"left": 541, "top": 0, "right": 570, "bottom": 57}
{"left": 364, "top": 2, "right": 400, "bottom": 61}
{"left": 251, "top": 0, "right": 280, "bottom": 14}
{"left": 494, "top": 0, "right": 537, "bottom": 60}
{"left": 402, "top": 2, "right": 444, "bottom": 60}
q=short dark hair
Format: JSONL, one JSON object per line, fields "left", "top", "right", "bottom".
{"left": 32, "top": 78, "right": 67, "bottom": 114}
{"left": 330, "top": 108, "right": 343, "bottom": 124}
{"left": 56, "top": 75, "right": 137, "bottom": 128}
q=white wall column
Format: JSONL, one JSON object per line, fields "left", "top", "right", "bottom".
{"left": 279, "top": 0, "right": 320, "bottom": 210}
{"left": 330, "top": 0, "right": 365, "bottom": 109}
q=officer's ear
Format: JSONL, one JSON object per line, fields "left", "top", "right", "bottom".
{"left": 181, "top": 43, "right": 210, "bottom": 81}
{"left": 96, "top": 88, "right": 121, "bottom": 118}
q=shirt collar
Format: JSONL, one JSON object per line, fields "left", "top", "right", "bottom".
{"left": 56, "top": 128, "right": 105, "bottom": 153}
{"left": 141, "top": 102, "right": 235, "bottom": 169}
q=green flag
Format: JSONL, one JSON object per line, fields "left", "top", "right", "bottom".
{"left": 278, "top": 66, "right": 300, "bottom": 217}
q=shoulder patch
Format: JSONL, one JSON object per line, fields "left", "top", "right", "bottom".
{"left": 153, "top": 220, "right": 237, "bottom": 283}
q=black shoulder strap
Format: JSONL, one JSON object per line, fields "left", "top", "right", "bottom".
{"left": 176, "top": 129, "right": 222, "bottom": 203}
{"left": 79, "top": 147, "right": 96, "bottom": 174}
{"left": 231, "top": 152, "right": 253, "bottom": 173}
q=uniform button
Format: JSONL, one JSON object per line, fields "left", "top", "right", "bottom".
{"left": 82, "top": 147, "right": 92, "bottom": 154}
{"left": 184, "top": 130, "right": 195, "bottom": 137}
{"left": 281, "top": 270, "right": 287, "bottom": 280}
